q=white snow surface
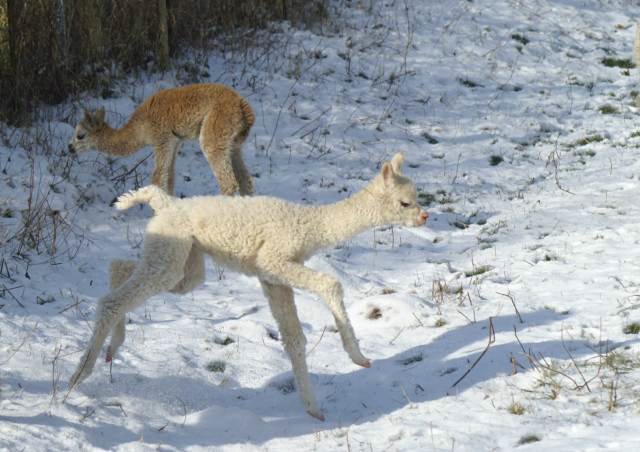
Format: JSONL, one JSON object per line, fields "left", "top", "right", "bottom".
{"left": 3, "top": 0, "right": 640, "bottom": 450}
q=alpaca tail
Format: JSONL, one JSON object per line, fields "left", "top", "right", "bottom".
{"left": 239, "top": 98, "right": 255, "bottom": 131}
{"left": 114, "top": 185, "right": 173, "bottom": 212}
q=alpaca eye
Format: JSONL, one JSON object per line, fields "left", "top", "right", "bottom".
{"left": 400, "top": 201, "right": 411, "bottom": 208}
{"left": 77, "top": 133, "right": 86, "bottom": 140}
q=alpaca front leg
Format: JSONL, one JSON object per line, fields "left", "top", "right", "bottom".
{"left": 151, "top": 155, "right": 171, "bottom": 193}
{"left": 322, "top": 280, "right": 371, "bottom": 368}
{"left": 261, "top": 280, "right": 324, "bottom": 420}
{"left": 262, "top": 261, "right": 370, "bottom": 368}
{"left": 151, "top": 139, "right": 179, "bottom": 193}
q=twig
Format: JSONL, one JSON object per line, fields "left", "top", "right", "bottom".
{"left": 389, "top": 327, "right": 405, "bottom": 345}
{"left": 1, "top": 284, "right": 25, "bottom": 308}
{"left": 80, "top": 406, "right": 96, "bottom": 423}
{"left": 533, "top": 351, "right": 582, "bottom": 390}
{"left": 560, "top": 326, "right": 592, "bottom": 392}
{"left": 451, "top": 152, "right": 462, "bottom": 184}
{"left": 0, "top": 321, "right": 38, "bottom": 365}
{"left": 307, "top": 326, "right": 327, "bottom": 356}
{"left": 103, "top": 400, "right": 127, "bottom": 417}
{"left": 497, "top": 290, "right": 523, "bottom": 323}
{"left": 110, "top": 153, "right": 153, "bottom": 181}
{"left": 456, "top": 309, "right": 475, "bottom": 325}
{"left": 177, "top": 396, "right": 187, "bottom": 427}
{"left": 546, "top": 134, "right": 574, "bottom": 195}
{"left": 265, "top": 78, "right": 299, "bottom": 162}
{"left": 452, "top": 317, "right": 495, "bottom": 387}
{"left": 0, "top": 257, "right": 13, "bottom": 281}
{"left": 513, "top": 325, "right": 537, "bottom": 370}
{"left": 50, "top": 343, "right": 63, "bottom": 404}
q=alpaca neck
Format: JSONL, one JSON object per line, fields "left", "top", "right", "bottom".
{"left": 94, "top": 120, "right": 146, "bottom": 156}
{"left": 314, "top": 180, "right": 384, "bottom": 249}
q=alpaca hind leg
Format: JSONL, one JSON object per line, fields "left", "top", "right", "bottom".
{"left": 200, "top": 113, "right": 239, "bottom": 195}
{"left": 231, "top": 142, "right": 253, "bottom": 195}
{"left": 169, "top": 245, "right": 205, "bottom": 294}
{"left": 105, "top": 259, "right": 137, "bottom": 362}
{"left": 260, "top": 260, "right": 370, "bottom": 368}
{"left": 70, "top": 235, "right": 192, "bottom": 388}
{"left": 260, "top": 279, "right": 323, "bottom": 420}
{"left": 108, "top": 246, "right": 199, "bottom": 360}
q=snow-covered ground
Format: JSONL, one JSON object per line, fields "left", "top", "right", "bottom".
{"left": 3, "top": 0, "right": 640, "bottom": 450}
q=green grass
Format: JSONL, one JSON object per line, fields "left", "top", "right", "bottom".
{"left": 205, "top": 360, "right": 226, "bottom": 373}
{"left": 400, "top": 354, "right": 424, "bottom": 365}
{"left": 517, "top": 435, "right": 541, "bottom": 445}
{"left": 577, "top": 149, "right": 596, "bottom": 158}
{"left": 508, "top": 401, "right": 526, "bottom": 415}
{"left": 630, "top": 130, "right": 640, "bottom": 138}
{"left": 489, "top": 155, "right": 504, "bottom": 166}
{"left": 418, "top": 189, "right": 454, "bottom": 207}
{"left": 623, "top": 322, "right": 640, "bottom": 335}
{"left": 367, "top": 306, "right": 383, "bottom": 319}
{"left": 598, "top": 104, "right": 619, "bottom": 114}
{"left": 422, "top": 132, "right": 439, "bottom": 144}
{"left": 511, "top": 33, "right": 529, "bottom": 45}
{"left": 418, "top": 191, "right": 436, "bottom": 206}
{"left": 214, "top": 336, "right": 235, "bottom": 346}
{"left": 601, "top": 57, "right": 634, "bottom": 69}
{"left": 573, "top": 134, "right": 603, "bottom": 146}
{"left": 458, "top": 78, "right": 483, "bottom": 88}
{"left": 434, "top": 318, "right": 447, "bottom": 328}
{"left": 604, "top": 351, "right": 637, "bottom": 370}
{"left": 465, "top": 265, "right": 492, "bottom": 277}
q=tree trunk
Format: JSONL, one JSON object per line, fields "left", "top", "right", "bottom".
{"left": 53, "top": 0, "right": 68, "bottom": 65}
{"left": 6, "top": 0, "right": 21, "bottom": 77}
{"left": 157, "top": 0, "right": 170, "bottom": 70}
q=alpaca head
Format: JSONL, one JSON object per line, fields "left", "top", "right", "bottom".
{"left": 68, "top": 108, "right": 107, "bottom": 154}
{"left": 375, "top": 153, "right": 428, "bottom": 227}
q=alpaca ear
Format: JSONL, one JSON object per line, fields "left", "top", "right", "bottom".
{"left": 390, "top": 152, "right": 404, "bottom": 174}
{"left": 381, "top": 162, "right": 394, "bottom": 186}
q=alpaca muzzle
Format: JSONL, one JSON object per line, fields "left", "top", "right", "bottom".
{"left": 417, "top": 211, "right": 428, "bottom": 226}
{"left": 67, "top": 143, "right": 76, "bottom": 154}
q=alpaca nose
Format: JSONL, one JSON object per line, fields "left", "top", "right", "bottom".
{"left": 68, "top": 143, "right": 76, "bottom": 154}
{"left": 419, "top": 211, "right": 428, "bottom": 225}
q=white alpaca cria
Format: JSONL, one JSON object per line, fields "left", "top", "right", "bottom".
{"left": 69, "top": 153, "right": 428, "bottom": 420}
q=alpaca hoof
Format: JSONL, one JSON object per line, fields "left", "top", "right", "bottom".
{"left": 308, "top": 410, "right": 325, "bottom": 421}
{"left": 350, "top": 353, "right": 371, "bottom": 368}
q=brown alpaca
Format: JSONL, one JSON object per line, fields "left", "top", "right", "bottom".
{"left": 68, "top": 84, "right": 255, "bottom": 195}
